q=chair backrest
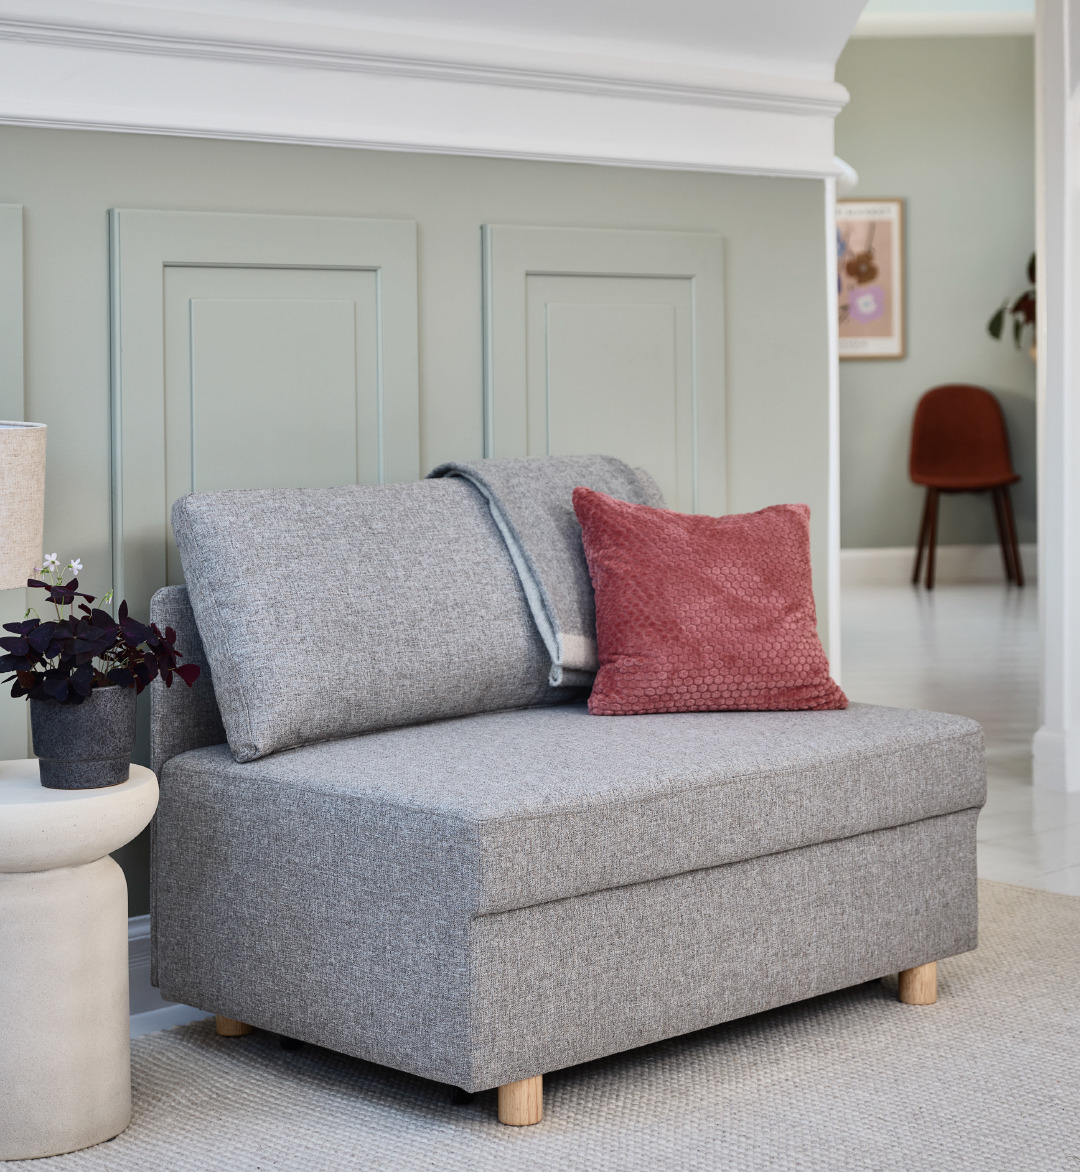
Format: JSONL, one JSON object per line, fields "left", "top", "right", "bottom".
{"left": 909, "top": 384, "right": 1016, "bottom": 487}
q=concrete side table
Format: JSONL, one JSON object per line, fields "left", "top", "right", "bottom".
{"left": 0, "top": 760, "right": 158, "bottom": 1161}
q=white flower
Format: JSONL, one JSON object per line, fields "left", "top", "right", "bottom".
{"left": 68, "top": 558, "right": 83, "bottom": 575}
{"left": 42, "top": 553, "right": 59, "bottom": 570}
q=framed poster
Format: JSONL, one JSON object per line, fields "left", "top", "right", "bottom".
{"left": 837, "top": 199, "right": 905, "bottom": 360}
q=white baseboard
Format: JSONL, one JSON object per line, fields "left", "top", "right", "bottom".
{"left": 1032, "top": 726, "right": 1080, "bottom": 792}
{"left": 852, "top": 11, "right": 1034, "bottom": 37}
{"left": 841, "top": 544, "right": 1037, "bottom": 588}
{"left": 1032, "top": 726, "right": 1067, "bottom": 791}
{"left": 128, "top": 914, "right": 211, "bottom": 1039}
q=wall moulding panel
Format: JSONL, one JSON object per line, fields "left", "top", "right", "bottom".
{"left": 0, "top": 205, "right": 29, "bottom": 760}
{"left": 109, "top": 208, "right": 419, "bottom": 624}
{"left": 0, "top": 204, "right": 23, "bottom": 414}
{"left": 0, "top": 2, "right": 849, "bottom": 176}
{"left": 483, "top": 224, "right": 725, "bottom": 516}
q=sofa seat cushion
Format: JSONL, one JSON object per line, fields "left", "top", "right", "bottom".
{"left": 163, "top": 702, "right": 985, "bottom": 917}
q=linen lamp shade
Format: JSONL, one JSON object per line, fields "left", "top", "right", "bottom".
{"left": 0, "top": 422, "right": 45, "bottom": 591}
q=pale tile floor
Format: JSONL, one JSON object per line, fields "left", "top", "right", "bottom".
{"left": 842, "top": 583, "right": 1080, "bottom": 896}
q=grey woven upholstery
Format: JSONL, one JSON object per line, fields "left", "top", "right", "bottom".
{"left": 171, "top": 480, "right": 570, "bottom": 762}
{"left": 428, "top": 454, "right": 665, "bottom": 685}
{"left": 156, "top": 703, "right": 982, "bottom": 915}
{"left": 152, "top": 702, "right": 984, "bottom": 1090}
{"left": 152, "top": 463, "right": 987, "bottom": 1102}
{"left": 150, "top": 586, "right": 226, "bottom": 779}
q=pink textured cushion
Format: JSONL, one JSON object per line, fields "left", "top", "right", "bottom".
{"left": 572, "top": 488, "right": 847, "bottom": 715}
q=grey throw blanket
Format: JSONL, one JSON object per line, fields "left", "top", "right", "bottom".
{"left": 428, "top": 455, "right": 665, "bottom": 686}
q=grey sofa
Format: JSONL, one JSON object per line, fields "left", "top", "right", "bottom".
{"left": 149, "top": 463, "right": 986, "bottom": 1126}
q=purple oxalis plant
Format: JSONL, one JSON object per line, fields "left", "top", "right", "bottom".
{"left": 0, "top": 555, "right": 199, "bottom": 704}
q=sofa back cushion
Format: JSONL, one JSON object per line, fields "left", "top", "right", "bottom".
{"left": 172, "top": 479, "right": 565, "bottom": 762}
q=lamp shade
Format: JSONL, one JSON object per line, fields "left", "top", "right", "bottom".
{"left": 0, "top": 422, "right": 46, "bottom": 591}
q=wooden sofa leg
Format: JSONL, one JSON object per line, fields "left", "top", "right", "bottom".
{"left": 497, "top": 1075, "right": 543, "bottom": 1126}
{"left": 898, "top": 962, "right": 937, "bottom": 1005}
{"left": 215, "top": 1015, "right": 253, "bottom": 1036}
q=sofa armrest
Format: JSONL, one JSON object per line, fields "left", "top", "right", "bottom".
{"left": 150, "top": 585, "right": 227, "bottom": 776}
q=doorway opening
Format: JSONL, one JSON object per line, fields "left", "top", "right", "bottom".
{"left": 835, "top": 16, "right": 1080, "bottom": 893}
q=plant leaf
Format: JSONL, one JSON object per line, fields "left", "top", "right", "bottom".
{"left": 107, "top": 666, "right": 134, "bottom": 689}
{"left": 70, "top": 663, "right": 94, "bottom": 696}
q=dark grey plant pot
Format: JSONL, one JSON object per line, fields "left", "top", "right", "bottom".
{"left": 31, "top": 686, "right": 138, "bottom": 790}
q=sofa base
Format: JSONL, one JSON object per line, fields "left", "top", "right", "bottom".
{"left": 211, "top": 959, "right": 943, "bottom": 1127}
{"left": 155, "top": 807, "right": 978, "bottom": 1093}
{"left": 461, "top": 810, "right": 977, "bottom": 1089}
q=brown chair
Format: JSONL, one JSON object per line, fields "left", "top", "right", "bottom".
{"left": 909, "top": 383, "right": 1023, "bottom": 590}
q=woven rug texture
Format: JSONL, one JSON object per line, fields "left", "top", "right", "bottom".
{"left": 10, "top": 880, "right": 1080, "bottom": 1171}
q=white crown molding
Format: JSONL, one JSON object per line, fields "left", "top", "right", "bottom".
{"left": 0, "top": 0, "right": 849, "bottom": 177}
{"left": 0, "top": 13, "right": 847, "bottom": 116}
{"left": 851, "top": 11, "right": 1034, "bottom": 39}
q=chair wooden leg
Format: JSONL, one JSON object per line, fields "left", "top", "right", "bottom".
{"left": 1001, "top": 485, "right": 1024, "bottom": 587}
{"left": 912, "top": 488, "right": 933, "bottom": 585}
{"left": 215, "top": 1015, "right": 253, "bottom": 1037}
{"left": 924, "top": 489, "right": 940, "bottom": 590}
{"left": 990, "top": 488, "right": 1016, "bottom": 583}
{"left": 498, "top": 1075, "right": 543, "bottom": 1126}
{"left": 898, "top": 961, "right": 937, "bottom": 1005}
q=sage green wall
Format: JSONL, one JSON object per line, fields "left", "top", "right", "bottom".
{"left": 0, "top": 125, "right": 830, "bottom": 913}
{"left": 835, "top": 36, "right": 1036, "bottom": 549}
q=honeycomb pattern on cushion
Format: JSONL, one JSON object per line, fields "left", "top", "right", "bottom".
{"left": 572, "top": 488, "right": 847, "bottom": 715}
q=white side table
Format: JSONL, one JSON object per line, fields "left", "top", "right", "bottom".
{"left": 0, "top": 761, "right": 158, "bottom": 1161}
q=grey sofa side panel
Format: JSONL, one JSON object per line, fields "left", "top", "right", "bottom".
{"left": 150, "top": 586, "right": 227, "bottom": 778}
{"left": 152, "top": 747, "right": 482, "bottom": 1085}
{"left": 468, "top": 809, "right": 978, "bottom": 1088}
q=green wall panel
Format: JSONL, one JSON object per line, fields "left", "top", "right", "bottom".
{"left": 0, "top": 125, "right": 829, "bottom": 913}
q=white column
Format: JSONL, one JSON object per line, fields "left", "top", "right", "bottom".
{"left": 824, "top": 173, "right": 843, "bottom": 684}
{"left": 1034, "top": 0, "right": 1080, "bottom": 790}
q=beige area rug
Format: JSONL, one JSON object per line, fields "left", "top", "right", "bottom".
{"left": 12, "top": 881, "right": 1080, "bottom": 1171}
